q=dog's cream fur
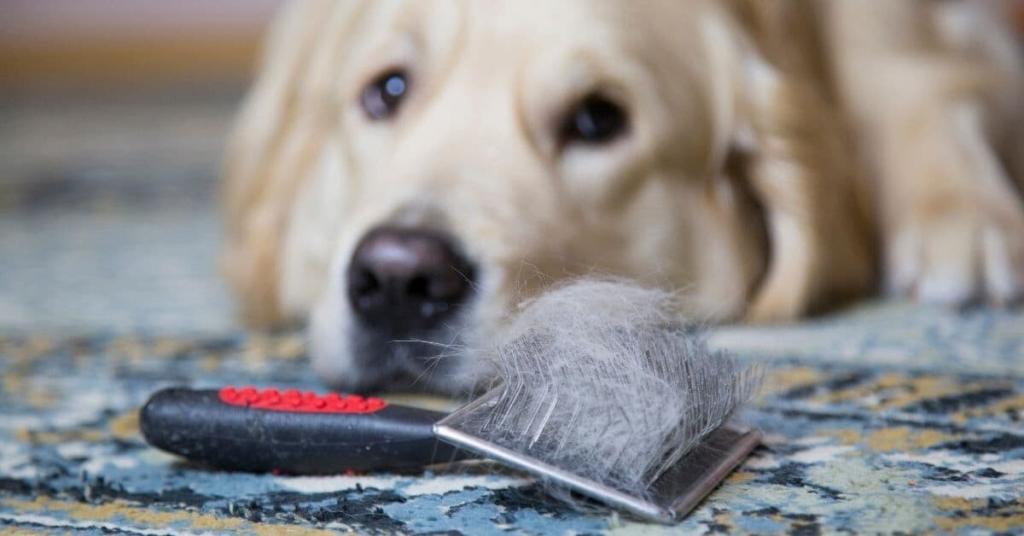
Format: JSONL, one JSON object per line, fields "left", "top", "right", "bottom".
{"left": 223, "top": 0, "right": 1024, "bottom": 391}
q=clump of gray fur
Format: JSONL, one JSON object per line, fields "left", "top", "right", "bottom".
{"left": 464, "top": 279, "right": 761, "bottom": 499}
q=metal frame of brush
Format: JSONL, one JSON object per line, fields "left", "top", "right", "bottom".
{"left": 434, "top": 388, "right": 762, "bottom": 524}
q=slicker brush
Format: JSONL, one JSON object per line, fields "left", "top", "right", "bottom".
{"left": 435, "top": 279, "right": 762, "bottom": 522}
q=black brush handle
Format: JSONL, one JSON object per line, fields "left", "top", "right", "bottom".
{"left": 139, "top": 386, "right": 467, "bottom": 474}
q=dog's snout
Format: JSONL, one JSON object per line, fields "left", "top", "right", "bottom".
{"left": 347, "top": 226, "right": 475, "bottom": 333}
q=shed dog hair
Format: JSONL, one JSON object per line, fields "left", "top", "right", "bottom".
{"left": 456, "top": 278, "right": 762, "bottom": 500}
{"left": 224, "top": 0, "right": 1024, "bottom": 393}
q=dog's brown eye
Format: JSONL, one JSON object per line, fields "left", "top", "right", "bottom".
{"left": 361, "top": 70, "right": 409, "bottom": 120}
{"left": 560, "top": 94, "right": 628, "bottom": 146}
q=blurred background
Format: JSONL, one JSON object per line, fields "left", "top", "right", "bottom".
{"left": 0, "top": 1, "right": 282, "bottom": 333}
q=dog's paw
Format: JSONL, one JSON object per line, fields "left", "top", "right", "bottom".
{"left": 885, "top": 198, "right": 1024, "bottom": 306}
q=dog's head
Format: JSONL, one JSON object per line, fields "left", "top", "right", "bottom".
{"left": 224, "top": 0, "right": 871, "bottom": 393}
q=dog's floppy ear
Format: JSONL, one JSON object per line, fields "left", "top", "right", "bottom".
{"left": 223, "top": 0, "right": 366, "bottom": 328}
{"left": 706, "top": 2, "right": 875, "bottom": 321}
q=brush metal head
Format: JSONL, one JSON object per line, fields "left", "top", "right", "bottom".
{"left": 434, "top": 388, "right": 761, "bottom": 524}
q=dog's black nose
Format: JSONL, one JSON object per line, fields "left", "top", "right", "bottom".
{"left": 347, "top": 227, "right": 475, "bottom": 333}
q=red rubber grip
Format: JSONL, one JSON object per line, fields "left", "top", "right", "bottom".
{"left": 218, "top": 386, "right": 387, "bottom": 414}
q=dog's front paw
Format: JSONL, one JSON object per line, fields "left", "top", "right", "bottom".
{"left": 885, "top": 198, "right": 1024, "bottom": 306}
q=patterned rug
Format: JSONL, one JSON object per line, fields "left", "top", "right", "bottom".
{"left": 1, "top": 328, "right": 1023, "bottom": 534}
{"left": 1, "top": 90, "right": 1023, "bottom": 534}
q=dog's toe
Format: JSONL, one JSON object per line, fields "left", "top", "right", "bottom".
{"left": 981, "top": 225, "right": 1024, "bottom": 305}
{"left": 916, "top": 215, "right": 978, "bottom": 306}
{"left": 917, "top": 269, "right": 976, "bottom": 306}
{"left": 884, "top": 226, "right": 921, "bottom": 298}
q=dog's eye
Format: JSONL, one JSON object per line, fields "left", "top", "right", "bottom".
{"left": 361, "top": 70, "right": 409, "bottom": 120}
{"left": 560, "top": 94, "right": 628, "bottom": 146}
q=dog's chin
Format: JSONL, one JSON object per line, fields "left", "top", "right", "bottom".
{"left": 310, "top": 308, "right": 485, "bottom": 395}
{"left": 359, "top": 336, "right": 478, "bottom": 394}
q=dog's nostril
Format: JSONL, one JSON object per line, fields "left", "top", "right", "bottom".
{"left": 346, "top": 226, "right": 476, "bottom": 333}
{"left": 348, "top": 269, "right": 380, "bottom": 311}
{"left": 353, "top": 269, "right": 380, "bottom": 294}
{"left": 406, "top": 275, "right": 430, "bottom": 299}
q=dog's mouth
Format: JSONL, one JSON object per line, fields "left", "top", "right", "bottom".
{"left": 346, "top": 330, "right": 468, "bottom": 394}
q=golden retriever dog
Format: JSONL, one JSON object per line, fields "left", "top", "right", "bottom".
{"left": 223, "top": 0, "right": 1024, "bottom": 393}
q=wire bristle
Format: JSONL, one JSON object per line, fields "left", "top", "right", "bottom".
{"left": 454, "top": 278, "right": 762, "bottom": 501}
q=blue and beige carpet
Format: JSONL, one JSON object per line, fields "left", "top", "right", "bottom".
{"left": 1, "top": 91, "right": 1022, "bottom": 534}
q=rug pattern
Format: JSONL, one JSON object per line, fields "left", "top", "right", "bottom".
{"left": 1, "top": 332, "right": 1023, "bottom": 535}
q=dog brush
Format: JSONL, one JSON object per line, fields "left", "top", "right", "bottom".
{"left": 141, "top": 279, "right": 761, "bottom": 523}
{"left": 434, "top": 280, "right": 762, "bottom": 522}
